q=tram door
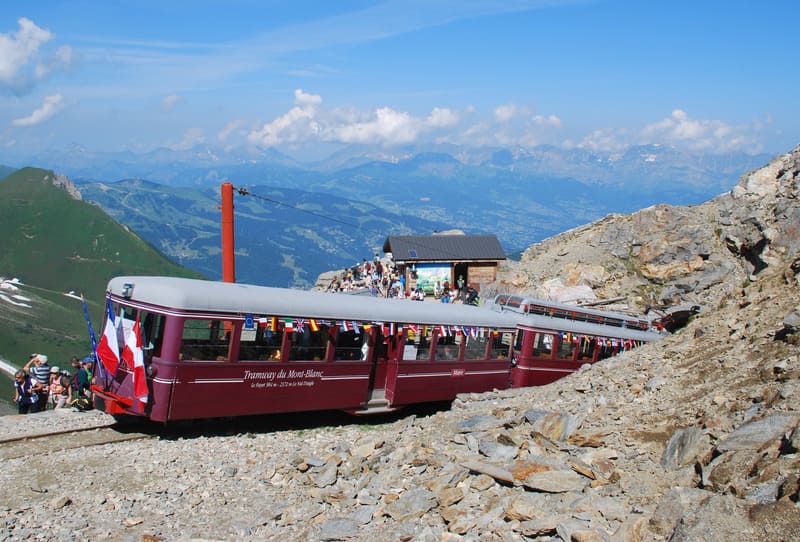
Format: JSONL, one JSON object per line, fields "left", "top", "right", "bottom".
{"left": 365, "top": 327, "right": 391, "bottom": 403}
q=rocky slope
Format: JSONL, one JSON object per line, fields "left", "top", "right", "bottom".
{"left": 490, "top": 145, "right": 800, "bottom": 318}
{"left": 1, "top": 147, "right": 798, "bottom": 541}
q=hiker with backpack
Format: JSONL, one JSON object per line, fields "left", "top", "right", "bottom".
{"left": 48, "top": 366, "right": 72, "bottom": 409}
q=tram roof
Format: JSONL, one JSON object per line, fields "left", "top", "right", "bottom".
{"left": 107, "top": 276, "right": 664, "bottom": 341}
{"left": 512, "top": 314, "right": 663, "bottom": 342}
{"left": 107, "top": 276, "right": 519, "bottom": 329}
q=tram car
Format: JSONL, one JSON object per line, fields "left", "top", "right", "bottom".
{"left": 92, "top": 276, "right": 663, "bottom": 422}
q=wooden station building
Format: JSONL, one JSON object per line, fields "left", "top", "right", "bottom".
{"left": 382, "top": 234, "right": 506, "bottom": 294}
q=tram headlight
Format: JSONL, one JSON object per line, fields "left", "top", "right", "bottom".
{"left": 122, "top": 283, "right": 134, "bottom": 298}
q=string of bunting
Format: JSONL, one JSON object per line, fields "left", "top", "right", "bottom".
{"left": 249, "top": 316, "right": 641, "bottom": 350}
{"left": 250, "top": 316, "right": 504, "bottom": 340}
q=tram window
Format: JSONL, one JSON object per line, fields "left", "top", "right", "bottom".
{"left": 239, "top": 326, "right": 283, "bottom": 361}
{"left": 335, "top": 329, "right": 365, "bottom": 361}
{"left": 464, "top": 332, "right": 489, "bottom": 360}
{"left": 180, "top": 319, "right": 233, "bottom": 361}
{"left": 490, "top": 332, "right": 512, "bottom": 359}
{"left": 140, "top": 311, "right": 165, "bottom": 361}
{"left": 435, "top": 333, "right": 459, "bottom": 360}
{"left": 113, "top": 306, "right": 164, "bottom": 362}
{"left": 597, "top": 341, "right": 615, "bottom": 361}
{"left": 532, "top": 333, "right": 553, "bottom": 357}
{"left": 577, "top": 336, "right": 595, "bottom": 361}
{"left": 289, "top": 324, "right": 329, "bottom": 361}
{"left": 402, "top": 326, "right": 431, "bottom": 361}
{"left": 557, "top": 334, "right": 576, "bottom": 360}
{"left": 416, "top": 327, "right": 432, "bottom": 360}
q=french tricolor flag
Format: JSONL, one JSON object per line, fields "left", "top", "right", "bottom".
{"left": 121, "top": 317, "right": 148, "bottom": 404}
{"left": 96, "top": 300, "right": 120, "bottom": 375}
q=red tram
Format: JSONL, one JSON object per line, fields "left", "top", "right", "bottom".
{"left": 92, "top": 276, "right": 663, "bottom": 422}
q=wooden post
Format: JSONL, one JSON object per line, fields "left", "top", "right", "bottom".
{"left": 221, "top": 182, "right": 235, "bottom": 283}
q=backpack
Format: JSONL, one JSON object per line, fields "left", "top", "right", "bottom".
{"left": 72, "top": 368, "right": 89, "bottom": 397}
{"left": 70, "top": 396, "right": 92, "bottom": 411}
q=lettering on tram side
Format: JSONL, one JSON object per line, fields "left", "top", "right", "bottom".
{"left": 451, "top": 368, "right": 466, "bottom": 377}
{"left": 243, "top": 368, "right": 325, "bottom": 389}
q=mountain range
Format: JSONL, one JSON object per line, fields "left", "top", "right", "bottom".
{"left": 7, "top": 143, "right": 772, "bottom": 288}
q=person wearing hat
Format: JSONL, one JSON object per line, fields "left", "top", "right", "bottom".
{"left": 23, "top": 354, "right": 51, "bottom": 411}
{"left": 48, "top": 366, "right": 71, "bottom": 409}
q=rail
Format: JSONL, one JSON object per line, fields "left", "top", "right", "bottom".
{"left": 0, "top": 425, "right": 153, "bottom": 461}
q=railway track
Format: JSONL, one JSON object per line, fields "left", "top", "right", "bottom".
{"left": 0, "top": 424, "right": 154, "bottom": 460}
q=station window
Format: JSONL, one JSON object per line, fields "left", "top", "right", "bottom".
{"left": 180, "top": 319, "right": 234, "bottom": 361}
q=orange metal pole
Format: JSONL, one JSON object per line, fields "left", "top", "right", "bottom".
{"left": 221, "top": 182, "right": 235, "bottom": 283}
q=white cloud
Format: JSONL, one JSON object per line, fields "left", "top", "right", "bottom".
{"left": 640, "top": 109, "right": 757, "bottom": 152}
{"left": 426, "top": 107, "right": 459, "bottom": 128}
{"left": 248, "top": 89, "right": 460, "bottom": 147}
{"left": 0, "top": 18, "right": 70, "bottom": 92}
{"left": 333, "top": 107, "right": 420, "bottom": 144}
{"left": 533, "top": 114, "right": 561, "bottom": 127}
{"left": 162, "top": 94, "right": 184, "bottom": 112}
{"left": 218, "top": 119, "right": 245, "bottom": 142}
{"left": 294, "top": 88, "right": 322, "bottom": 108}
{"left": 173, "top": 127, "right": 205, "bottom": 150}
{"left": 243, "top": 91, "right": 764, "bottom": 155}
{"left": 248, "top": 88, "right": 321, "bottom": 146}
{"left": 35, "top": 45, "right": 72, "bottom": 79}
{"left": 11, "top": 94, "right": 67, "bottom": 126}
{"left": 494, "top": 103, "right": 518, "bottom": 122}
{"left": 577, "top": 128, "right": 630, "bottom": 153}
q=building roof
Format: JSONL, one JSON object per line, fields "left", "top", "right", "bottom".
{"left": 382, "top": 234, "right": 506, "bottom": 263}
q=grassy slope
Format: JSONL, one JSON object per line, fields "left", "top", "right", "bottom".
{"left": 0, "top": 167, "right": 204, "bottom": 366}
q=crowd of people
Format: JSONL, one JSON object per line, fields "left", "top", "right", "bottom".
{"left": 326, "top": 254, "right": 480, "bottom": 305}
{"left": 12, "top": 353, "right": 94, "bottom": 415}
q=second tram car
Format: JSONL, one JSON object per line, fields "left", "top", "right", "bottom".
{"left": 91, "top": 276, "right": 663, "bottom": 422}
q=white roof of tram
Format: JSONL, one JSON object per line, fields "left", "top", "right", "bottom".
{"left": 107, "top": 276, "right": 664, "bottom": 341}
{"left": 108, "top": 276, "right": 519, "bottom": 329}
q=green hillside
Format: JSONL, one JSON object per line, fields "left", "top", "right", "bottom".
{"left": 0, "top": 165, "right": 15, "bottom": 180}
{"left": 0, "top": 167, "right": 204, "bottom": 366}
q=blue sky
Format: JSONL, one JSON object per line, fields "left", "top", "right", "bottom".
{"left": 0, "top": 0, "right": 797, "bottom": 161}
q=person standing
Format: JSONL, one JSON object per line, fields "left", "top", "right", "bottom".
{"left": 13, "top": 370, "right": 41, "bottom": 414}
{"left": 24, "top": 354, "right": 51, "bottom": 411}
{"left": 70, "top": 357, "right": 91, "bottom": 399}
{"left": 49, "top": 367, "right": 72, "bottom": 409}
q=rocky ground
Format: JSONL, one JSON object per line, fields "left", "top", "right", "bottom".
{"left": 1, "top": 147, "right": 799, "bottom": 541}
